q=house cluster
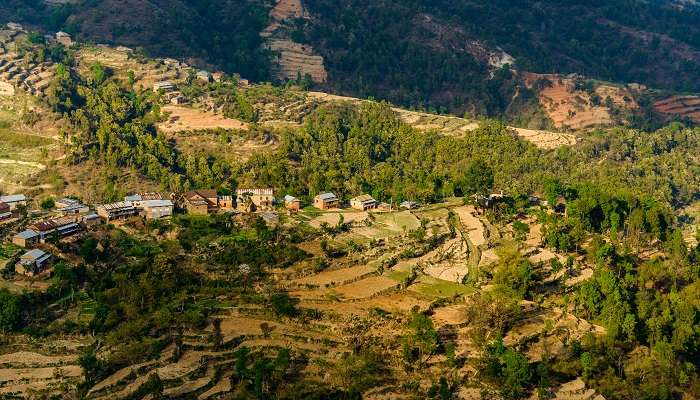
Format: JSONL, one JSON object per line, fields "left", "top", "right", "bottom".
{"left": 311, "top": 192, "right": 401, "bottom": 212}
{"left": 9, "top": 195, "right": 100, "bottom": 277}
{"left": 153, "top": 80, "right": 188, "bottom": 105}
{"left": 1, "top": 187, "right": 421, "bottom": 277}
{"left": 153, "top": 69, "right": 227, "bottom": 106}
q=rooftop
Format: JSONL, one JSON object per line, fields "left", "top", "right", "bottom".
{"left": 0, "top": 194, "right": 26, "bottom": 203}
{"left": 22, "top": 249, "right": 48, "bottom": 261}
{"left": 141, "top": 200, "right": 174, "bottom": 208}
{"left": 98, "top": 201, "right": 135, "bottom": 211}
{"left": 237, "top": 188, "right": 274, "bottom": 196}
{"left": 16, "top": 230, "right": 38, "bottom": 239}
{"left": 284, "top": 195, "right": 298, "bottom": 202}
{"left": 351, "top": 194, "right": 376, "bottom": 203}
{"left": 316, "top": 192, "right": 338, "bottom": 201}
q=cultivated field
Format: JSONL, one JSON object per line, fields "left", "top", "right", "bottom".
{"left": 522, "top": 72, "right": 638, "bottom": 130}
{"left": 654, "top": 95, "right": 700, "bottom": 123}
{"left": 158, "top": 105, "right": 248, "bottom": 133}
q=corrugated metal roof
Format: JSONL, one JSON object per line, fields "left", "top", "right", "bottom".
{"left": 22, "top": 249, "right": 47, "bottom": 260}
{"left": 317, "top": 192, "right": 337, "bottom": 201}
{"left": 16, "top": 230, "right": 38, "bottom": 239}
{"left": 351, "top": 194, "right": 375, "bottom": 203}
{"left": 141, "top": 200, "right": 173, "bottom": 208}
{"left": 0, "top": 194, "right": 26, "bottom": 203}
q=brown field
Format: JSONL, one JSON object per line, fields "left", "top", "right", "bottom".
{"left": 299, "top": 292, "right": 430, "bottom": 317}
{"left": 293, "top": 275, "right": 399, "bottom": 301}
{"left": 653, "top": 95, "right": 700, "bottom": 123}
{"left": 0, "top": 351, "right": 78, "bottom": 366}
{"left": 308, "top": 211, "right": 369, "bottom": 229}
{"left": 293, "top": 264, "right": 376, "bottom": 286}
{"left": 523, "top": 72, "right": 637, "bottom": 130}
{"left": 453, "top": 205, "right": 487, "bottom": 246}
{"left": 159, "top": 105, "right": 248, "bottom": 133}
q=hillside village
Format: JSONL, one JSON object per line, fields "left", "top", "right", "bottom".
{"left": 0, "top": 15, "right": 698, "bottom": 400}
{"left": 1, "top": 185, "right": 557, "bottom": 279}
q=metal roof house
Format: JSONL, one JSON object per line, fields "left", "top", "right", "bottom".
{"left": 12, "top": 229, "right": 39, "bottom": 248}
{"left": 0, "top": 194, "right": 27, "bottom": 210}
{"left": 350, "top": 194, "right": 378, "bottom": 211}
{"left": 153, "top": 81, "right": 176, "bottom": 93}
{"left": 96, "top": 201, "right": 139, "bottom": 222}
{"left": 15, "top": 249, "right": 52, "bottom": 276}
{"left": 284, "top": 195, "right": 301, "bottom": 211}
{"left": 140, "top": 199, "right": 174, "bottom": 220}
{"left": 313, "top": 192, "right": 339, "bottom": 210}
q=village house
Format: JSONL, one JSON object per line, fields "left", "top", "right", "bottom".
{"left": 55, "top": 198, "right": 90, "bottom": 215}
{"left": 96, "top": 201, "right": 139, "bottom": 222}
{"left": 171, "top": 95, "right": 188, "bottom": 105}
{"left": 236, "top": 188, "right": 274, "bottom": 212}
{"left": 15, "top": 249, "right": 52, "bottom": 277}
{"left": 153, "top": 81, "right": 176, "bottom": 93}
{"left": 13, "top": 230, "right": 39, "bottom": 248}
{"left": 212, "top": 71, "right": 225, "bottom": 82}
{"left": 55, "top": 197, "right": 79, "bottom": 209}
{"left": 554, "top": 196, "right": 567, "bottom": 215}
{"left": 29, "top": 216, "right": 82, "bottom": 242}
{"left": 197, "top": 70, "right": 213, "bottom": 83}
{"left": 314, "top": 192, "right": 339, "bottom": 210}
{"left": 0, "top": 194, "right": 27, "bottom": 211}
{"left": 55, "top": 31, "right": 72, "bottom": 47}
{"left": 350, "top": 194, "right": 378, "bottom": 211}
{"left": 141, "top": 199, "right": 175, "bottom": 220}
{"left": 182, "top": 190, "right": 219, "bottom": 215}
{"left": 81, "top": 213, "right": 101, "bottom": 227}
{"left": 0, "top": 202, "right": 11, "bottom": 221}
{"left": 124, "top": 192, "right": 165, "bottom": 207}
{"left": 284, "top": 195, "right": 301, "bottom": 212}
{"left": 218, "top": 195, "right": 234, "bottom": 210}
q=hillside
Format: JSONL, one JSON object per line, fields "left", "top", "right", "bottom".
{"left": 1, "top": 11, "right": 700, "bottom": 400}
{"left": 2, "top": 0, "right": 700, "bottom": 123}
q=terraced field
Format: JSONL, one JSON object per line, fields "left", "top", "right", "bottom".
{"left": 654, "top": 95, "right": 700, "bottom": 123}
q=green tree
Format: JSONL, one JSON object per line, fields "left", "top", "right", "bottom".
{"left": 0, "top": 290, "right": 20, "bottom": 332}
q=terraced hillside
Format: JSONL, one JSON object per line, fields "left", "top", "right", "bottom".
{"left": 67, "top": 199, "right": 609, "bottom": 399}
{"left": 653, "top": 95, "right": 700, "bottom": 123}
{"left": 522, "top": 73, "right": 640, "bottom": 131}
{"left": 0, "top": 28, "right": 57, "bottom": 99}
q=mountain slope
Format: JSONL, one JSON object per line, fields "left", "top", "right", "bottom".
{"left": 3, "top": 0, "right": 700, "bottom": 122}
